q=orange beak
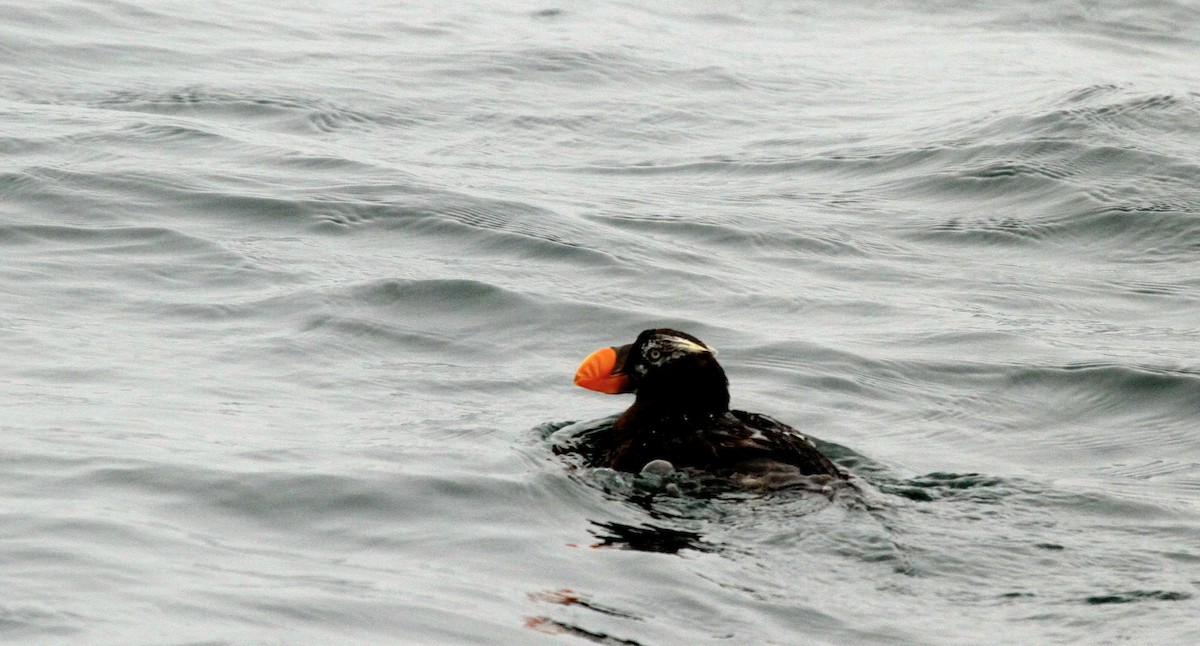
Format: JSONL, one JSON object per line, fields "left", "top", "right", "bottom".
{"left": 573, "top": 345, "right": 632, "bottom": 394}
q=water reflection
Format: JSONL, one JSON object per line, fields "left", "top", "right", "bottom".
{"left": 587, "top": 519, "right": 715, "bottom": 554}
{"left": 526, "top": 588, "right": 645, "bottom": 646}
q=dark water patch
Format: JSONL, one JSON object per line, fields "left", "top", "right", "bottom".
{"left": 600, "top": 214, "right": 872, "bottom": 260}
{"left": 456, "top": 46, "right": 642, "bottom": 80}
{"left": 1081, "top": 177, "right": 1200, "bottom": 223}
{"left": 0, "top": 223, "right": 215, "bottom": 255}
{"left": 977, "top": 90, "right": 1200, "bottom": 184}
{"left": 299, "top": 313, "right": 467, "bottom": 354}
{"left": 1095, "top": 460, "right": 1200, "bottom": 481}
{"left": 973, "top": 1, "right": 1200, "bottom": 47}
{"left": 805, "top": 145, "right": 953, "bottom": 180}
{"left": 268, "top": 152, "right": 410, "bottom": 178}
{"left": 925, "top": 213, "right": 1056, "bottom": 245}
{"left": 857, "top": 481, "right": 1190, "bottom": 615}
{"left": 0, "top": 604, "right": 84, "bottom": 640}
{"left": 411, "top": 198, "right": 607, "bottom": 259}
{"left": 577, "top": 150, "right": 939, "bottom": 179}
{"left": 899, "top": 361, "right": 1200, "bottom": 471}
{"left": 737, "top": 345, "right": 917, "bottom": 404}
{"left": 919, "top": 196, "right": 1200, "bottom": 259}
{"left": 443, "top": 45, "right": 751, "bottom": 91}
{"left": 872, "top": 90, "right": 1200, "bottom": 252}
{"left": 147, "top": 275, "right": 648, "bottom": 369}
{"left": 526, "top": 588, "right": 647, "bottom": 645}
{"left": 1085, "top": 589, "right": 1192, "bottom": 605}
{"left": 0, "top": 1, "right": 168, "bottom": 35}
{"left": 880, "top": 139, "right": 1082, "bottom": 199}
{"left": 6, "top": 165, "right": 221, "bottom": 222}
{"left": 1062, "top": 84, "right": 1125, "bottom": 104}
{"left": 180, "top": 191, "right": 318, "bottom": 227}
{"left": 1006, "top": 362, "right": 1200, "bottom": 416}
{"left": 112, "top": 120, "right": 232, "bottom": 146}
{"left": 345, "top": 278, "right": 546, "bottom": 344}
{"left": 575, "top": 159, "right": 743, "bottom": 176}
{"left": 958, "top": 161, "right": 1072, "bottom": 182}
{"left": 140, "top": 281, "right": 496, "bottom": 361}
{"left": 880, "top": 472, "right": 1024, "bottom": 504}
{"left": 895, "top": 164, "right": 1076, "bottom": 216}
{"left": 0, "top": 121, "right": 69, "bottom": 157}
{"left": 7, "top": 516, "right": 160, "bottom": 569}
{"left": 76, "top": 461, "right": 539, "bottom": 536}
{"left": 814, "top": 439, "right": 893, "bottom": 480}
{"left": 1, "top": 222, "right": 293, "bottom": 298}
{"left": 0, "top": 165, "right": 170, "bottom": 223}
{"left": 1028, "top": 484, "right": 1188, "bottom": 522}
{"left": 587, "top": 520, "right": 714, "bottom": 554}
{"left": 1077, "top": 209, "right": 1200, "bottom": 262}
{"left": 678, "top": 10, "right": 753, "bottom": 26}
{"left": 1050, "top": 88, "right": 1200, "bottom": 138}
{"left": 12, "top": 365, "right": 125, "bottom": 386}
{"left": 16, "top": 42, "right": 200, "bottom": 79}
{"left": 1089, "top": 206, "right": 1200, "bottom": 263}
{"left": 99, "top": 117, "right": 255, "bottom": 151}
{"left": 91, "top": 87, "right": 416, "bottom": 135}
{"left": 0, "top": 169, "right": 46, "bottom": 197}
{"left": 246, "top": 186, "right": 618, "bottom": 266}
{"left": 733, "top": 131, "right": 1193, "bottom": 241}
{"left": 525, "top": 616, "right": 646, "bottom": 646}
{"left": 1112, "top": 278, "right": 1200, "bottom": 302}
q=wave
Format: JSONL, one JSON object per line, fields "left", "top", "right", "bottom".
{"left": 91, "top": 87, "right": 423, "bottom": 135}
{"left": 438, "top": 45, "right": 752, "bottom": 91}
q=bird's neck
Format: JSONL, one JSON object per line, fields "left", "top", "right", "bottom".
{"left": 632, "top": 362, "right": 730, "bottom": 423}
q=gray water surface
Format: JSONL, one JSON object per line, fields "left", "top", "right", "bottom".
{"left": 3, "top": 1, "right": 1200, "bottom": 644}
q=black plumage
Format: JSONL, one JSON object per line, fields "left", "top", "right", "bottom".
{"left": 572, "top": 328, "right": 846, "bottom": 485}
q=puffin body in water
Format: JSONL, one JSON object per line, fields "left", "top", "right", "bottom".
{"left": 571, "top": 328, "right": 846, "bottom": 485}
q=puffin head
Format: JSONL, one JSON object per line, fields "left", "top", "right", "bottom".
{"left": 574, "top": 329, "right": 725, "bottom": 405}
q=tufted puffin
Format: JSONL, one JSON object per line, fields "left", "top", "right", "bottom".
{"left": 572, "top": 328, "right": 847, "bottom": 485}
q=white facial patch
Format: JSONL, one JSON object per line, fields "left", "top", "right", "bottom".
{"left": 636, "top": 334, "right": 715, "bottom": 374}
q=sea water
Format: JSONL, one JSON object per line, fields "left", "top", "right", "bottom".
{"left": 3, "top": 1, "right": 1199, "bottom": 644}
